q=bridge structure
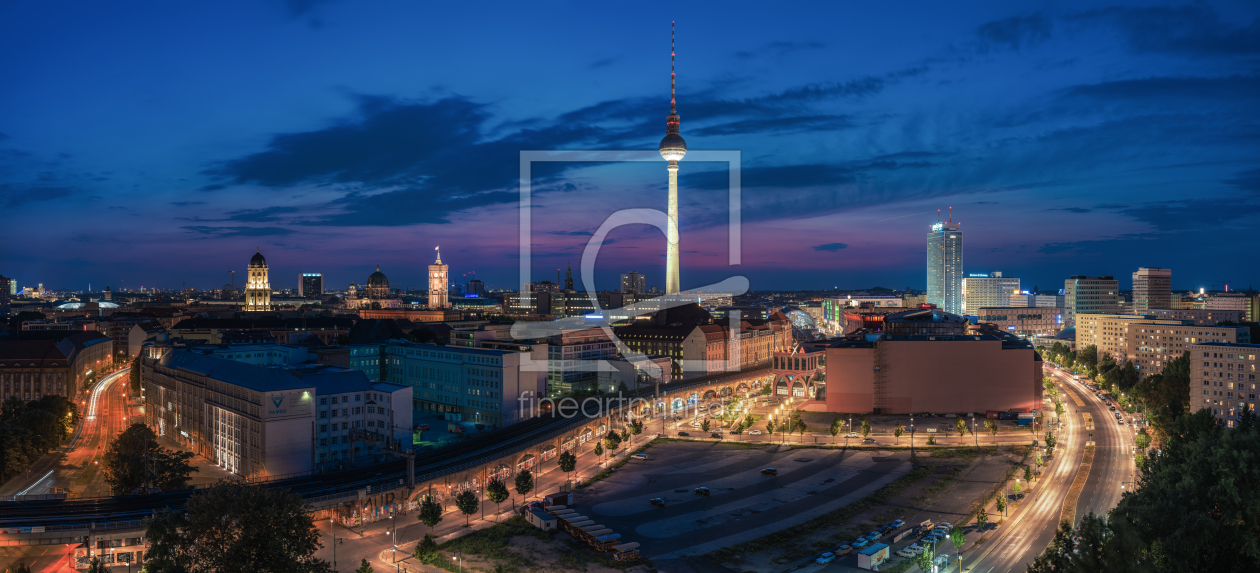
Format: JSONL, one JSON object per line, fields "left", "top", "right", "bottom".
{"left": 0, "top": 365, "right": 775, "bottom": 558}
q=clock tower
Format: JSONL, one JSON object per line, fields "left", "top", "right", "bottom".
{"left": 428, "top": 246, "right": 449, "bottom": 309}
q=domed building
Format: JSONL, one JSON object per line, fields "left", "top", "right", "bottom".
{"left": 367, "top": 264, "right": 390, "bottom": 299}
{"left": 245, "top": 248, "right": 271, "bottom": 312}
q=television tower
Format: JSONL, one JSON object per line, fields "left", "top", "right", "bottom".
{"left": 659, "top": 21, "right": 687, "bottom": 295}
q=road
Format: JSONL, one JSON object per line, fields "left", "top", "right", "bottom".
{"left": 0, "top": 368, "right": 135, "bottom": 499}
{"left": 964, "top": 365, "right": 1132, "bottom": 573}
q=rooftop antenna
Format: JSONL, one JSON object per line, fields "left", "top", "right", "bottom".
{"left": 671, "top": 20, "right": 676, "bottom": 115}
{"left": 949, "top": 206, "right": 953, "bottom": 223}
{"left": 937, "top": 209, "right": 940, "bottom": 223}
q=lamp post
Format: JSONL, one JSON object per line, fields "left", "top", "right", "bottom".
{"left": 330, "top": 518, "right": 342, "bottom": 572}
{"left": 910, "top": 415, "right": 914, "bottom": 457}
{"left": 453, "top": 550, "right": 463, "bottom": 573}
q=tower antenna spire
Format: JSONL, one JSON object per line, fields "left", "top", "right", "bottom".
{"left": 671, "top": 21, "right": 676, "bottom": 114}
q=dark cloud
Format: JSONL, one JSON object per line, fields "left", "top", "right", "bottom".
{"left": 182, "top": 226, "right": 295, "bottom": 237}
{"left": 1110, "top": 199, "right": 1260, "bottom": 232}
{"left": 1060, "top": 75, "right": 1260, "bottom": 105}
{"left": 283, "top": 0, "right": 339, "bottom": 17}
{"left": 1050, "top": 207, "right": 1091, "bottom": 213}
{"left": 812, "top": 243, "right": 848, "bottom": 252}
{"left": 170, "top": 201, "right": 206, "bottom": 206}
{"left": 976, "top": 13, "right": 1053, "bottom": 52}
{"left": 1224, "top": 168, "right": 1260, "bottom": 194}
{"left": 1073, "top": 5, "right": 1260, "bottom": 57}
{"left": 1, "top": 185, "right": 76, "bottom": 207}
{"left": 692, "top": 115, "right": 853, "bottom": 136}
{"left": 224, "top": 206, "right": 300, "bottom": 223}
{"left": 587, "top": 57, "right": 619, "bottom": 70}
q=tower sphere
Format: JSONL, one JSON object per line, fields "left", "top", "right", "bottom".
{"left": 659, "top": 126, "right": 687, "bottom": 161}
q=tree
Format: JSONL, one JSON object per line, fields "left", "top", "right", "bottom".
{"left": 356, "top": 558, "right": 374, "bottom": 573}
{"left": 701, "top": 419, "right": 710, "bottom": 433}
{"left": 605, "top": 431, "right": 622, "bottom": 451}
{"left": 915, "top": 546, "right": 934, "bottom": 572}
{"left": 995, "top": 494, "right": 1006, "bottom": 517}
{"left": 955, "top": 417, "right": 968, "bottom": 438}
{"left": 830, "top": 418, "right": 843, "bottom": 442}
{"left": 418, "top": 494, "right": 443, "bottom": 529}
{"left": 4, "top": 561, "right": 33, "bottom": 573}
{"left": 143, "top": 480, "right": 331, "bottom": 573}
{"left": 129, "top": 355, "right": 142, "bottom": 392}
{"left": 1135, "top": 428, "right": 1151, "bottom": 450}
{"left": 1035, "top": 452, "right": 1043, "bottom": 480}
{"left": 455, "top": 490, "right": 479, "bottom": 526}
{"left": 557, "top": 450, "right": 577, "bottom": 485}
{"left": 795, "top": 419, "right": 808, "bottom": 436}
{"left": 514, "top": 469, "right": 534, "bottom": 501}
{"left": 766, "top": 419, "right": 777, "bottom": 436}
{"left": 103, "top": 423, "right": 197, "bottom": 494}
{"left": 1044, "top": 431, "right": 1057, "bottom": 449}
{"left": 1078, "top": 345, "right": 1099, "bottom": 374}
{"left": 985, "top": 419, "right": 998, "bottom": 444}
{"left": 860, "top": 418, "right": 871, "bottom": 439}
{"left": 486, "top": 478, "right": 509, "bottom": 517}
{"left": 894, "top": 423, "right": 904, "bottom": 444}
{"left": 1012, "top": 481, "right": 1023, "bottom": 498}
{"left": 1024, "top": 465, "right": 1033, "bottom": 483}
{"left": 86, "top": 559, "right": 106, "bottom": 573}
{"left": 413, "top": 534, "right": 439, "bottom": 564}
{"left": 1134, "top": 352, "right": 1191, "bottom": 444}
{"left": 593, "top": 441, "right": 603, "bottom": 462}
{"left": 976, "top": 510, "right": 988, "bottom": 531}
{"left": 950, "top": 526, "right": 966, "bottom": 570}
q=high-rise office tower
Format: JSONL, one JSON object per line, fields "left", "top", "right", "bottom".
{"left": 621, "top": 271, "right": 646, "bottom": 294}
{"left": 428, "top": 247, "right": 449, "bottom": 309}
{"left": 0, "top": 275, "right": 10, "bottom": 316}
{"left": 299, "top": 273, "right": 323, "bottom": 297}
{"left": 1064, "top": 275, "right": 1120, "bottom": 326}
{"left": 564, "top": 261, "right": 574, "bottom": 291}
{"left": 1131, "top": 267, "right": 1171, "bottom": 314}
{"left": 926, "top": 220, "right": 963, "bottom": 315}
{"left": 962, "top": 272, "right": 1020, "bottom": 314}
{"left": 659, "top": 23, "right": 686, "bottom": 295}
{"left": 467, "top": 278, "right": 485, "bottom": 297}
{"left": 245, "top": 248, "right": 271, "bottom": 312}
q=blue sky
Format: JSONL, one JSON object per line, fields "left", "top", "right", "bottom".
{"left": 2, "top": 1, "right": 1258, "bottom": 294}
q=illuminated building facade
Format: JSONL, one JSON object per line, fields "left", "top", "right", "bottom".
{"left": 428, "top": 247, "right": 449, "bottom": 309}
{"left": 245, "top": 249, "right": 271, "bottom": 312}
{"left": 659, "top": 23, "right": 686, "bottom": 294}
{"left": 926, "top": 221, "right": 963, "bottom": 315}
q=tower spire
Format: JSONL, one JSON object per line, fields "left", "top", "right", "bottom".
{"left": 670, "top": 21, "right": 676, "bottom": 115}
{"left": 659, "top": 21, "right": 687, "bottom": 295}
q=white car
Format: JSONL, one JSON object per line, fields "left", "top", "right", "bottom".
{"left": 815, "top": 552, "right": 835, "bottom": 564}
{"left": 632, "top": 454, "right": 648, "bottom": 460}
{"left": 845, "top": 432, "right": 859, "bottom": 438}
{"left": 907, "top": 544, "right": 925, "bottom": 555}
{"left": 896, "top": 548, "right": 916, "bottom": 558}
{"left": 749, "top": 430, "right": 763, "bottom": 435}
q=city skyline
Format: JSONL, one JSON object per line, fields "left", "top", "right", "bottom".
{"left": 3, "top": 2, "right": 1260, "bottom": 293}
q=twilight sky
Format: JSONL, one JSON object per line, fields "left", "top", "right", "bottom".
{"left": 2, "top": 1, "right": 1259, "bottom": 294}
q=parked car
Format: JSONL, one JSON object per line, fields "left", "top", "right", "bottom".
{"left": 418, "top": 424, "right": 430, "bottom": 431}
{"left": 749, "top": 430, "right": 763, "bottom": 435}
{"left": 711, "top": 432, "right": 724, "bottom": 439}
{"left": 761, "top": 468, "right": 778, "bottom": 476}
{"left": 845, "top": 432, "right": 859, "bottom": 438}
{"left": 896, "top": 548, "right": 916, "bottom": 558}
{"left": 908, "top": 543, "right": 925, "bottom": 555}
{"left": 632, "top": 453, "right": 648, "bottom": 460}
{"left": 815, "top": 552, "right": 836, "bottom": 565}
{"left": 694, "top": 487, "right": 711, "bottom": 497}
{"left": 863, "top": 437, "right": 876, "bottom": 444}
{"left": 835, "top": 545, "right": 853, "bottom": 556}
{"left": 866, "top": 530, "right": 881, "bottom": 540}
{"left": 891, "top": 519, "right": 905, "bottom": 528}
{"left": 852, "top": 538, "right": 869, "bottom": 549}
{"left": 678, "top": 431, "right": 690, "bottom": 437}
{"left": 650, "top": 498, "right": 665, "bottom": 507}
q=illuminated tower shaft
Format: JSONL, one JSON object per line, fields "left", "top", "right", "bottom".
{"left": 666, "top": 162, "right": 680, "bottom": 294}
{"left": 659, "top": 22, "right": 687, "bottom": 295}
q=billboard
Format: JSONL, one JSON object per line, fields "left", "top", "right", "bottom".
{"left": 264, "top": 389, "right": 312, "bottom": 419}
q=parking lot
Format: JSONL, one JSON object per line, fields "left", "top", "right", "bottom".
{"left": 570, "top": 441, "right": 913, "bottom": 561}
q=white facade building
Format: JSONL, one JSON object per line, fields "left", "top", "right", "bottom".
{"left": 926, "top": 222, "right": 963, "bottom": 315}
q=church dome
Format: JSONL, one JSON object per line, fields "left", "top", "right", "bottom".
{"left": 367, "top": 264, "right": 389, "bottom": 288}
{"left": 250, "top": 249, "right": 267, "bottom": 268}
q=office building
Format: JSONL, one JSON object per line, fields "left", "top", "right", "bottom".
{"left": 428, "top": 247, "right": 449, "bottom": 309}
{"left": 883, "top": 308, "right": 968, "bottom": 336}
{"left": 466, "top": 279, "right": 485, "bottom": 297}
{"left": 926, "top": 221, "right": 963, "bottom": 315}
{"left": 1207, "top": 293, "right": 1249, "bottom": 315}
{"left": 976, "top": 307, "right": 1063, "bottom": 337}
{"left": 962, "top": 272, "right": 1020, "bottom": 314}
{"left": 614, "top": 304, "right": 792, "bottom": 379}
{"left": 1075, "top": 314, "right": 1249, "bottom": 376}
{"left": 823, "top": 328, "right": 1042, "bottom": 414}
{"left": 1064, "top": 276, "right": 1120, "bottom": 327}
{"left": 0, "top": 275, "right": 10, "bottom": 316}
{"left": 541, "top": 328, "right": 618, "bottom": 398}
{"left": 620, "top": 272, "right": 646, "bottom": 294}
{"left": 1131, "top": 267, "right": 1172, "bottom": 314}
{"left": 299, "top": 273, "right": 324, "bottom": 297}
{"left": 595, "top": 356, "right": 674, "bottom": 393}
{"left": 141, "top": 349, "right": 410, "bottom": 476}
{"left": 1190, "top": 342, "right": 1259, "bottom": 428}
{"left": 245, "top": 249, "right": 272, "bottom": 312}
{"left": 383, "top": 341, "right": 544, "bottom": 427}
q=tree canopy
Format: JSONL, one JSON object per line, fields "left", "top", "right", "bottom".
{"left": 102, "top": 423, "right": 197, "bottom": 494}
{"left": 143, "top": 480, "right": 332, "bottom": 573}
{"left": 0, "top": 395, "right": 80, "bottom": 484}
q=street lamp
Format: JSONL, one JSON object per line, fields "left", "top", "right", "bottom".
{"left": 453, "top": 550, "right": 463, "bottom": 573}
{"left": 330, "top": 518, "right": 343, "bottom": 572}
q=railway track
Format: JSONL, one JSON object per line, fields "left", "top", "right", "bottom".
{"left": 0, "top": 366, "right": 771, "bottom": 528}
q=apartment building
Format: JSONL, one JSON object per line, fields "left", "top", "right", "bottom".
{"left": 1076, "top": 314, "right": 1249, "bottom": 376}
{"left": 1190, "top": 342, "right": 1259, "bottom": 428}
{"left": 1146, "top": 308, "right": 1245, "bottom": 326}
{"left": 383, "top": 341, "right": 544, "bottom": 427}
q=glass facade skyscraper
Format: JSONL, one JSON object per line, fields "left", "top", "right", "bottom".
{"left": 926, "top": 222, "right": 963, "bottom": 315}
